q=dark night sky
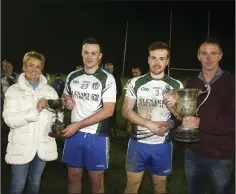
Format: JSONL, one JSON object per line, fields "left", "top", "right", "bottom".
{"left": 2, "top": 0, "right": 235, "bottom": 77}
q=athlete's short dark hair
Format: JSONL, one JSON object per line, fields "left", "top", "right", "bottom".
{"left": 82, "top": 37, "right": 102, "bottom": 53}
{"left": 148, "top": 41, "right": 170, "bottom": 58}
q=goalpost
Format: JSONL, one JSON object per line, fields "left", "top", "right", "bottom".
{"left": 168, "top": 67, "right": 201, "bottom": 80}
{"left": 167, "top": 9, "right": 210, "bottom": 80}
{"left": 122, "top": 9, "right": 210, "bottom": 77}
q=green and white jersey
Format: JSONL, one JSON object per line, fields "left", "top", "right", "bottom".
{"left": 124, "top": 78, "right": 132, "bottom": 90}
{"left": 126, "top": 73, "right": 183, "bottom": 144}
{"left": 64, "top": 68, "right": 117, "bottom": 135}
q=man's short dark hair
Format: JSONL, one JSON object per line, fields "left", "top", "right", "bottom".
{"left": 198, "top": 37, "right": 223, "bottom": 53}
{"left": 148, "top": 41, "right": 170, "bottom": 58}
{"left": 2, "top": 60, "right": 11, "bottom": 66}
{"left": 131, "top": 66, "right": 141, "bottom": 71}
{"left": 82, "top": 37, "right": 102, "bottom": 53}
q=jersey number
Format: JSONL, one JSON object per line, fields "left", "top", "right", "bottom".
{"left": 81, "top": 84, "right": 89, "bottom": 89}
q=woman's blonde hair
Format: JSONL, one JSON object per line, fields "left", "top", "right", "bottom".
{"left": 23, "top": 51, "right": 45, "bottom": 68}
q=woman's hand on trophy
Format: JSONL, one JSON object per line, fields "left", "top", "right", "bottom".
{"left": 37, "top": 98, "right": 47, "bottom": 112}
{"left": 61, "top": 122, "right": 80, "bottom": 137}
{"left": 182, "top": 116, "right": 200, "bottom": 129}
{"left": 64, "top": 96, "right": 76, "bottom": 110}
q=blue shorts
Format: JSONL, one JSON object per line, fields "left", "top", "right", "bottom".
{"left": 126, "top": 139, "right": 173, "bottom": 176}
{"left": 62, "top": 131, "right": 110, "bottom": 170}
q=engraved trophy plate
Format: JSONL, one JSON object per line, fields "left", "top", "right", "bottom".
{"left": 46, "top": 99, "right": 65, "bottom": 136}
{"left": 173, "top": 85, "right": 211, "bottom": 142}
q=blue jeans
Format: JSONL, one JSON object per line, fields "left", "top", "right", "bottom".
{"left": 185, "top": 149, "right": 233, "bottom": 194}
{"left": 10, "top": 154, "right": 46, "bottom": 194}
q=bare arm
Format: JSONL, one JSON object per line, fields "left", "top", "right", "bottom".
{"left": 79, "top": 102, "right": 115, "bottom": 128}
{"left": 122, "top": 96, "right": 149, "bottom": 128}
{"left": 122, "top": 96, "right": 167, "bottom": 133}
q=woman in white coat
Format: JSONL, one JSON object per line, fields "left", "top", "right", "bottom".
{"left": 2, "top": 51, "right": 63, "bottom": 194}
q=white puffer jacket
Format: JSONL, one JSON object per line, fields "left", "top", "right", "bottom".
{"left": 3, "top": 73, "right": 62, "bottom": 165}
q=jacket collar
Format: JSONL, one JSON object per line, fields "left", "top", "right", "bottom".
{"left": 18, "top": 73, "right": 48, "bottom": 91}
{"left": 198, "top": 67, "right": 223, "bottom": 85}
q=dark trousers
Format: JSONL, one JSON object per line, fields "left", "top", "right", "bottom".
{"left": 185, "top": 149, "right": 233, "bottom": 194}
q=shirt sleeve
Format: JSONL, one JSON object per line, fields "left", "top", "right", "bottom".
{"left": 63, "top": 73, "right": 72, "bottom": 96}
{"left": 123, "top": 79, "right": 131, "bottom": 90}
{"left": 125, "top": 78, "right": 136, "bottom": 99}
{"left": 102, "top": 74, "right": 117, "bottom": 103}
{"left": 178, "top": 80, "right": 184, "bottom": 89}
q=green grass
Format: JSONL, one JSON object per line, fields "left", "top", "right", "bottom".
{"left": 1, "top": 74, "right": 234, "bottom": 194}
{"left": 2, "top": 141, "right": 234, "bottom": 194}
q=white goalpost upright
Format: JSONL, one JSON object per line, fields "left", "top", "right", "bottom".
{"left": 168, "top": 10, "right": 172, "bottom": 76}
{"left": 169, "top": 68, "right": 201, "bottom": 71}
{"left": 122, "top": 21, "right": 129, "bottom": 77}
{"left": 168, "top": 9, "right": 211, "bottom": 76}
{"left": 207, "top": 9, "right": 211, "bottom": 37}
{"left": 121, "top": 9, "right": 211, "bottom": 77}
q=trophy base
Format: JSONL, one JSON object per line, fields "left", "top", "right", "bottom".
{"left": 173, "top": 127, "right": 200, "bottom": 142}
{"left": 51, "top": 120, "right": 65, "bottom": 136}
{"left": 49, "top": 131, "right": 64, "bottom": 137}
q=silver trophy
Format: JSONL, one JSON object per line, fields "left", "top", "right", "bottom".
{"left": 173, "top": 85, "right": 211, "bottom": 142}
{"left": 45, "top": 99, "right": 65, "bottom": 136}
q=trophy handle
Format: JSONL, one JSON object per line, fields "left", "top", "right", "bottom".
{"left": 44, "top": 106, "right": 55, "bottom": 113}
{"left": 45, "top": 98, "right": 65, "bottom": 112}
{"left": 196, "top": 84, "right": 211, "bottom": 116}
{"left": 44, "top": 100, "right": 55, "bottom": 113}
